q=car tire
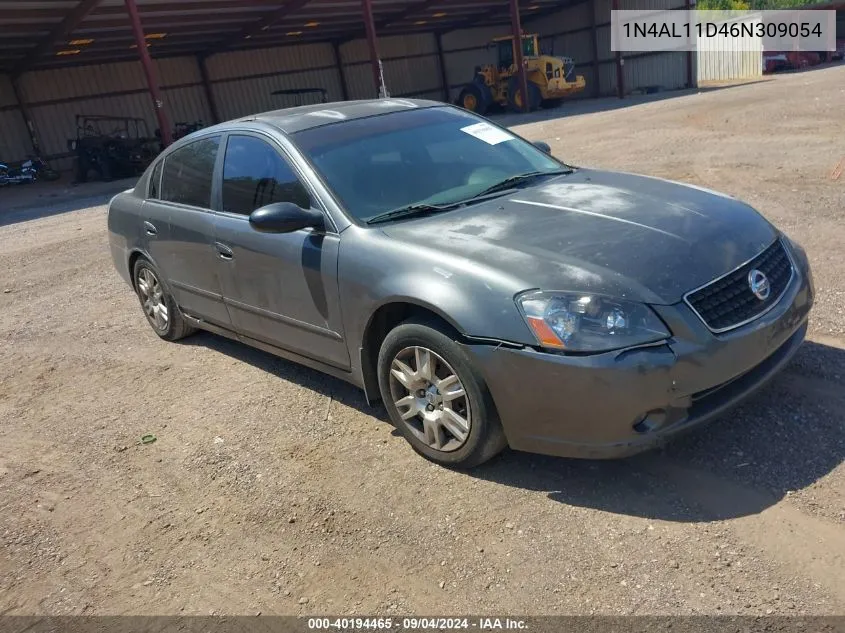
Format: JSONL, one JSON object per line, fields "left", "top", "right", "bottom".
{"left": 132, "top": 257, "right": 196, "bottom": 341}
{"left": 377, "top": 317, "right": 508, "bottom": 469}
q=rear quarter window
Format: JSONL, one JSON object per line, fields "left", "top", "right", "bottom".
{"left": 147, "top": 159, "right": 163, "bottom": 199}
{"left": 160, "top": 136, "right": 221, "bottom": 208}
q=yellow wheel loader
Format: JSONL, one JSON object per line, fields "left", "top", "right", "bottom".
{"left": 457, "top": 33, "right": 586, "bottom": 115}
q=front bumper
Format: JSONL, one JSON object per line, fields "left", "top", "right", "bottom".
{"left": 462, "top": 246, "right": 814, "bottom": 459}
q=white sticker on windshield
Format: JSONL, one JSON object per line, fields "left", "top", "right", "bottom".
{"left": 460, "top": 122, "right": 514, "bottom": 145}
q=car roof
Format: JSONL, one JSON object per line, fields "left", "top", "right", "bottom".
{"left": 240, "top": 98, "right": 445, "bottom": 134}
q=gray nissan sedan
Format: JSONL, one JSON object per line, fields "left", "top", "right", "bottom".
{"left": 107, "top": 98, "right": 814, "bottom": 468}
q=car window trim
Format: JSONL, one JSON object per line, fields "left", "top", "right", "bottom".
{"left": 147, "top": 157, "right": 164, "bottom": 200}
{"left": 214, "top": 129, "right": 338, "bottom": 234}
{"left": 156, "top": 132, "right": 224, "bottom": 212}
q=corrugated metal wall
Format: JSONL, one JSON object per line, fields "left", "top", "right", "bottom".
{"left": 697, "top": 15, "right": 762, "bottom": 83}
{"left": 340, "top": 33, "right": 443, "bottom": 100}
{"left": 205, "top": 43, "right": 342, "bottom": 120}
{"left": 0, "top": 0, "right": 698, "bottom": 172}
{"left": 6, "top": 57, "right": 210, "bottom": 172}
{"left": 0, "top": 74, "right": 34, "bottom": 165}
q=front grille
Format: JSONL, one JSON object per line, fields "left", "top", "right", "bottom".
{"left": 685, "top": 239, "right": 793, "bottom": 333}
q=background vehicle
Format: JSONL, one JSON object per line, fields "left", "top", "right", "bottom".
{"left": 68, "top": 114, "right": 162, "bottom": 182}
{"left": 0, "top": 156, "right": 60, "bottom": 186}
{"left": 457, "top": 33, "right": 586, "bottom": 114}
{"left": 763, "top": 50, "right": 823, "bottom": 73}
{"left": 271, "top": 88, "right": 329, "bottom": 107}
{"left": 172, "top": 121, "right": 207, "bottom": 141}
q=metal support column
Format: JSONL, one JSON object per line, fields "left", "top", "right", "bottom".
{"left": 589, "top": 1, "right": 600, "bottom": 97}
{"left": 612, "top": 0, "right": 624, "bottom": 99}
{"left": 197, "top": 55, "right": 220, "bottom": 124}
{"left": 11, "top": 76, "right": 41, "bottom": 157}
{"left": 124, "top": 0, "right": 173, "bottom": 147}
{"left": 435, "top": 32, "right": 450, "bottom": 102}
{"left": 361, "top": 0, "right": 385, "bottom": 98}
{"left": 508, "top": 0, "right": 530, "bottom": 113}
{"left": 332, "top": 40, "right": 350, "bottom": 101}
{"left": 685, "top": 0, "right": 694, "bottom": 88}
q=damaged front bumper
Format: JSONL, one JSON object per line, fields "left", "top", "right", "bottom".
{"left": 460, "top": 249, "right": 814, "bottom": 460}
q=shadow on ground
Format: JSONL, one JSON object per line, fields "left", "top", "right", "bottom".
{"left": 470, "top": 339, "right": 845, "bottom": 522}
{"left": 180, "top": 330, "right": 383, "bottom": 421}
{"left": 0, "top": 177, "right": 136, "bottom": 226}
{"left": 182, "top": 327, "right": 844, "bottom": 523}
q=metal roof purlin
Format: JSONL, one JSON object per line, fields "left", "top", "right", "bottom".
{"left": 203, "top": 0, "right": 314, "bottom": 56}
{"left": 13, "top": 0, "right": 104, "bottom": 77}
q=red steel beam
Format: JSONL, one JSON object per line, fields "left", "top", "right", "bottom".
{"left": 589, "top": 0, "right": 600, "bottom": 97}
{"left": 197, "top": 55, "right": 221, "bottom": 123}
{"left": 612, "top": 0, "right": 624, "bottom": 98}
{"left": 125, "top": 0, "right": 173, "bottom": 146}
{"left": 435, "top": 32, "right": 449, "bottom": 102}
{"left": 361, "top": 0, "right": 384, "bottom": 98}
{"left": 331, "top": 40, "right": 350, "bottom": 101}
{"left": 13, "top": 0, "right": 102, "bottom": 76}
{"left": 509, "top": 0, "right": 530, "bottom": 113}
{"left": 685, "top": 0, "right": 694, "bottom": 88}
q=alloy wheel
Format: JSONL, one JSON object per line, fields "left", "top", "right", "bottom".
{"left": 387, "top": 346, "right": 472, "bottom": 452}
{"left": 137, "top": 267, "right": 169, "bottom": 331}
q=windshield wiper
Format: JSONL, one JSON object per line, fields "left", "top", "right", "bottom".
{"left": 473, "top": 169, "right": 573, "bottom": 198}
{"left": 365, "top": 202, "right": 456, "bottom": 225}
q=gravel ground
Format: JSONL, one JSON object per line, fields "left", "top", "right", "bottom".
{"left": 1, "top": 65, "right": 843, "bottom": 617}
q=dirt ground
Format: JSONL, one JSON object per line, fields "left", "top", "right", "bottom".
{"left": 1, "top": 65, "right": 844, "bottom": 617}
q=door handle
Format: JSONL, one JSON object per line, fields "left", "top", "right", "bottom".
{"left": 143, "top": 221, "right": 157, "bottom": 236}
{"left": 214, "top": 241, "right": 234, "bottom": 260}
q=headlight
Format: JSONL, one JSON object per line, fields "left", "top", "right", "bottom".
{"left": 516, "top": 291, "right": 671, "bottom": 352}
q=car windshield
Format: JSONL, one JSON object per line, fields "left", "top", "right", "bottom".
{"left": 290, "top": 105, "right": 569, "bottom": 223}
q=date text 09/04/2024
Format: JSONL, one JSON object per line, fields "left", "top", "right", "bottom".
{"left": 623, "top": 20, "right": 823, "bottom": 39}
{"left": 306, "top": 618, "right": 528, "bottom": 630}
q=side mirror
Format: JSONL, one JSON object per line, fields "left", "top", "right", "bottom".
{"left": 533, "top": 141, "right": 552, "bottom": 154}
{"left": 249, "top": 202, "right": 324, "bottom": 234}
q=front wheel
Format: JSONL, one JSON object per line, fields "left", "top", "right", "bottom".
{"left": 377, "top": 318, "right": 508, "bottom": 468}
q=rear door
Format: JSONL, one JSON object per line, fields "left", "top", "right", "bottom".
{"left": 211, "top": 132, "right": 350, "bottom": 370}
{"left": 152, "top": 134, "right": 231, "bottom": 327}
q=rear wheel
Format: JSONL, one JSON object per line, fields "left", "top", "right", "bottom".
{"left": 132, "top": 257, "right": 196, "bottom": 341}
{"left": 377, "top": 318, "right": 508, "bottom": 468}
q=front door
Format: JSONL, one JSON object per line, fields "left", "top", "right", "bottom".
{"left": 155, "top": 134, "right": 230, "bottom": 327}
{"left": 212, "top": 132, "right": 350, "bottom": 370}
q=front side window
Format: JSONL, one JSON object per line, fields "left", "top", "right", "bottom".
{"left": 160, "top": 135, "right": 220, "bottom": 208}
{"left": 221, "top": 135, "right": 311, "bottom": 215}
{"left": 291, "top": 106, "right": 565, "bottom": 223}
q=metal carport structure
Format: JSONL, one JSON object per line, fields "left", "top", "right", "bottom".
{"left": 0, "top": 0, "right": 695, "bottom": 172}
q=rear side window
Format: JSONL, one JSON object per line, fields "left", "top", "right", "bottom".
{"left": 160, "top": 136, "right": 221, "bottom": 208}
{"left": 221, "top": 135, "right": 311, "bottom": 215}
{"left": 147, "top": 159, "right": 163, "bottom": 199}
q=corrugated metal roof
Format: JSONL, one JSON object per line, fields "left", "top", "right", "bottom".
{"left": 0, "top": 0, "right": 573, "bottom": 74}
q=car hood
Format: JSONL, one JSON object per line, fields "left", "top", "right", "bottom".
{"left": 380, "top": 168, "right": 778, "bottom": 305}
